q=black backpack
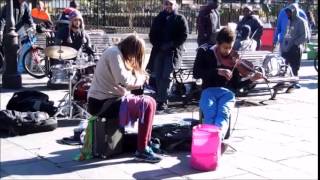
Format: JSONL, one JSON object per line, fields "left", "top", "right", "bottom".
{"left": 6, "top": 90, "right": 58, "bottom": 117}
{"left": 0, "top": 110, "right": 57, "bottom": 136}
{"left": 151, "top": 119, "right": 200, "bottom": 152}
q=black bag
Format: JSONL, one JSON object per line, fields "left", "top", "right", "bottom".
{"left": 0, "top": 110, "right": 57, "bottom": 136}
{"left": 6, "top": 90, "right": 58, "bottom": 116}
{"left": 151, "top": 119, "right": 200, "bottom": 152}
{"left": 92, "top": 98, "right": 124, "bottom": 159}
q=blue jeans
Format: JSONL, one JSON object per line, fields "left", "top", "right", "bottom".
{"left": 199, "top": 87, "right": 235, "bottom": 138}
{"left": 153, "top": 50, "right": 174, "bottom": 103}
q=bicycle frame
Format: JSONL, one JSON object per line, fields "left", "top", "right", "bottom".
{"left": 17, "top": 29, "right": 38, "bottom": 74}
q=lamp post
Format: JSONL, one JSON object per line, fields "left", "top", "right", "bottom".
{"left": 2, "top": 0, "right": 21, "bottom": 89}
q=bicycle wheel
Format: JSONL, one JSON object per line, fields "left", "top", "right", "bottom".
{"left": 23, "top": 47, "right": 47, "bottom": 78}
{"left": 0, "top": 51, "right": 5, "bottom": 74}
{"left": 314, "top": 55, "right": 318, "bottom": 72}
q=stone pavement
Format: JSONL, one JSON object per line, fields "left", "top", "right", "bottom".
{"left": 0, "top": 58, "right": 318, "bottom": 179}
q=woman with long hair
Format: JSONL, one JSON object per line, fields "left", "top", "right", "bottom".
{"left": 87, "top": 34, "right": 161, "bottom": 163}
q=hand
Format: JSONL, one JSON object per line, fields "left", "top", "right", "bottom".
{"left": 272, "top": 44, "right": 277, "bottom": 52}
{"left": 113, "top": 84, "right": 128, "bottom": 96}
{"left": 250, "top": 71, "right": 264, "bottom": 81}
{"left": 31, "top": 23, "right": 37, "bottom": 31}
{"left": 217, "top": 68, "right": 233, "bottom": 81}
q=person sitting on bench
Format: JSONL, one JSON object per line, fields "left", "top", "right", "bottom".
{"left": 87, "top": 34, "right": 162, "bottom": 163}
{"left": 193, "top": 27, "right": 263, "bottom": 140}
{"left": 233, "top": 25, "right": 257, "bottom": 51}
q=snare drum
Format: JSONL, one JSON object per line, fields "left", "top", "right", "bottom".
{"left": 50, "top": 64, "right": 71, "bottom": 84}
{"left": 73, "top": 77, "right": 92, "bottom": 103}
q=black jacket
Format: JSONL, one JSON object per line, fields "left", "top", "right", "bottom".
{"left": 236, "top": 15, "right": 263, "bottom": 42}
{"left": 0, "top": 0, "right": 34, "bottom": 34}
{"left": 148, "top": 10, "right": 188, "bottom": 70}
{"left": 193, "top": 44, "right": 251, "bottom": 92}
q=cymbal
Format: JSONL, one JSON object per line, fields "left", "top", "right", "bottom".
{"left": 44, "top": 46, "right": 78, "bottom": 60}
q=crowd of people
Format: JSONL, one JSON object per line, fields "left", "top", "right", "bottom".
{"left": 0, "top": 0, "right": 314, "bottom": 163}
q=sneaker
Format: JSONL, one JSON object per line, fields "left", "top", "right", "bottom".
{"left": 134, "top": 146, "right": 162, "bottom": 163}
{"left": 293, "top": 83, "right": 301, "bottom": 89}
{"left": 149, "top": 138, "right": 164, "bottom": 154}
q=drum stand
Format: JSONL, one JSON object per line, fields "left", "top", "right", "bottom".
{"left": 54, "top": 63, "right": 91, "bottom": 121}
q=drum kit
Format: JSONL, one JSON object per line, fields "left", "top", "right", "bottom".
{"left": 44, "top": 45, "right": 95, "bottom": 121}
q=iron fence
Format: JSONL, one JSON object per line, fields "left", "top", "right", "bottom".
{"left": 0, "top": 0, "right": 318, "bottom": 33}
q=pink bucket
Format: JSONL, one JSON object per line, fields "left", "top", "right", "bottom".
{"left": 190, "top": 124, "right": 222, "bottom": 171}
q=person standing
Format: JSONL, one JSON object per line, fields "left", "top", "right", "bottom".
{"left": 280, "top": 4, "right": 308, "bottom": 90}
{"left": 233, "top": 25, "right": 257, "bottom": 51}
{"left": 0, "top": 0, "right": 35, "bottom": 44}
{"left": 236, "top": 5, "right": 263, "bottom": 50}
{"left": 31, "top": 1, "right": 52, "bottom": 29}
{"left": 196, "top": 0, "right": 221, "bottom": 46}
{"left": 193, "top": 27, "right": 263, "bottom": 140}
{"left": 273, "top": 0, "right": 309, "bottom": 52}
{"left": 87, "top": 35, "right": 162, "bottom": 163}
{"left": 148, "top": 0, "right": 188, "bottom": 110}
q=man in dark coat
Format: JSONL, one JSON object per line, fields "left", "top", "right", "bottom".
{"left": 236, "top": 5, "right": 263, "bottom": 50}
{"left": 196, "top": 0, "right": 221, "bottom": 46}
{"left": 148, "top": 0, "right": 188, "bottom": 110}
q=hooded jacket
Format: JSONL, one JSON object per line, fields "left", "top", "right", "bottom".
{"left": 273, "top": 3, "right": 309, "bottom": 45}
{"left": 281, "top": 4, "right": 308, "bottom": 53}
{"left": 55, "top": 8, "right": 91, "bottom": 51}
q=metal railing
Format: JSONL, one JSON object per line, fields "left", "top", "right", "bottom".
{"left": 0, "top": 0, "right": 317, "bottom": 33}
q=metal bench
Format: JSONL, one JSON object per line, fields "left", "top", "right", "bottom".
{"left": 237, "top": 51, "right": 298, "bottom": 99}
{"left": 172, "top": 42, "right": 200, "bottom": 105}
{"left": 35, "top": 30, "right": 110, "bottom": 60}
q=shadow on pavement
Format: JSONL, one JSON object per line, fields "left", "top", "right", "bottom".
{"left": 133, "top": 152, "right": 202, "bottom": 179}
{"left": 0, "top": 148, "right": 137, "bottom": 178}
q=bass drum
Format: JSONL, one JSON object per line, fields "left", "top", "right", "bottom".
{"left": 73, "top": 77, "right": 92, "bottom": 104}
{"left": 262, "top": 55, "right": 286, "bottom": 77}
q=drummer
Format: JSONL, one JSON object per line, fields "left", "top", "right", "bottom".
{"left": 55, "top": 9, "right": 91, "bottom": 52}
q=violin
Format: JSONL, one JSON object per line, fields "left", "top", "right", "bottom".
{"left": 217, "top": 49, "right": 268, "bottom": 82}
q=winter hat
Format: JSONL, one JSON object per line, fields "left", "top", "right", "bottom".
{"left": 69, "top": 9, "right": 82, "bottom": 20}
{"left": 243, "top": 5, "right": 253, "bottom": 12}
{"left": 69, "top": 9, "right": 84, "bottom": 29}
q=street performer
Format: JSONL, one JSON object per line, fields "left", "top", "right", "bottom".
{"left": 193, "top": 27, "right": 264, "bottom": 141}
{"left": 87, "top": 35, "right": 162, "bottom": 163}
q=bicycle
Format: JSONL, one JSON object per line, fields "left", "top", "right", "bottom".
{"left": 20, "top": 27, "right": 54, "bottom": 78}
